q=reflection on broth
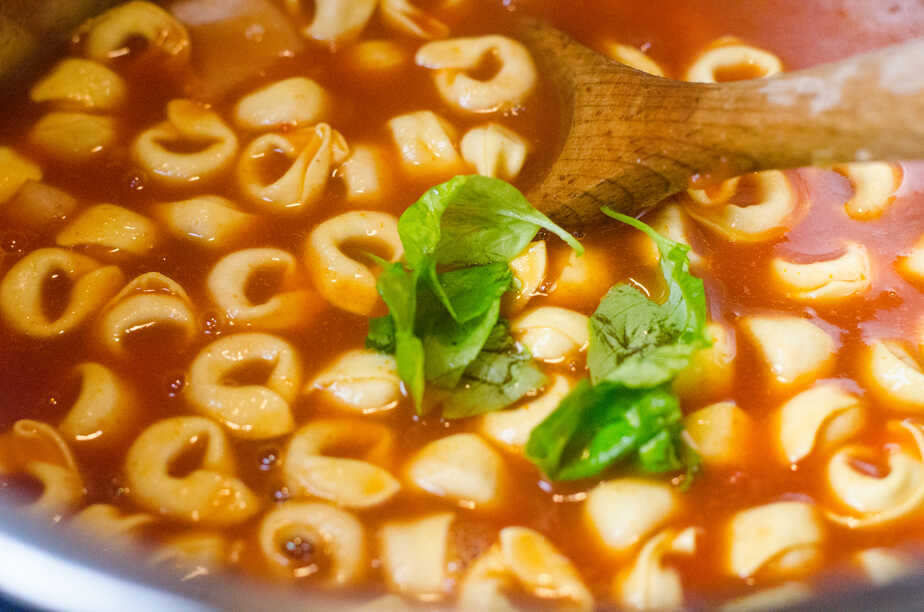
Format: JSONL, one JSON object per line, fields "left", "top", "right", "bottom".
{"left": 2, "top": 0, "right": 924, "bottom": 610}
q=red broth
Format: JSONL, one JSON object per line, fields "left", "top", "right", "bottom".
{"left": 0, "top": 0, "right": 923, "bottom": 608}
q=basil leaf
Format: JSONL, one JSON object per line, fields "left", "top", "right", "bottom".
{"left": 399, "top": 175, "right": 582, "bottom": 320}
{"left": 424, "top": 297, "right": 502, "bottom": 388}
{"left": 374, "top": 261, "right": 425, "bottom": 412}
{"left": 437, "top": 263, "right": 512, "bottom": 323}
{"left": 439, "top": 324, "right": 546, "bottom": 419}
{"left": 524, "top": 380, "right": 688, "bottom": 481}
{"left": 588, "top": 209, "right": 711, "bottom": 387}
{"left": 366, "top": 315, "right": 396, "bottom": 353}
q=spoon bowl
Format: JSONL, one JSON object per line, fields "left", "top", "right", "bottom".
{"left": 518, "top": 19, "right": 924, "bottom": 225}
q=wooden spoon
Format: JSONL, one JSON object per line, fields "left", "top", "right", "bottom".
{"left": 518, "top": 19, "right": 924, "bottom": 225}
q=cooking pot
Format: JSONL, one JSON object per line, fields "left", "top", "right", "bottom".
{"left": 0, "top": 2, "right": 922, "bottom": 610}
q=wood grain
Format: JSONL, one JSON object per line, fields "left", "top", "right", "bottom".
{"left": 518, "top": 19, "right": 924, "bottom": 225}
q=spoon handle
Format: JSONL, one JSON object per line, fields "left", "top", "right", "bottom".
{"left": 520, "top": 19, "right": 924, "bottom": 224}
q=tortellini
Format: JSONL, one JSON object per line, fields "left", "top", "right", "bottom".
{"left": 0, "top": 420, "right": 84, "bottom": 520}
{"left": 618, "top": 527, "right": 700, "bottom": 612}
{"left": 855, "top": 548, "right": 915, "bottom": 585}
{"left": 307, "top": 349, "right": 402, "bottom": 414}
{"left": 673, "top": 322, "right": 735, "bottom": 404}
{"left": 637, "top": 203, "right": 703, "bottom": 268}
{"left": 207, "top": 248, "right": 320, "bottom": 332}
{"left": 684, "top": 402, "right": 753, "bottom": 469}
{"left": 30, "top": 58, "right": 127, "bottom": 112}
{"left": 511, "top": 306, "right": 589, "bottom": 363}
{"left": 739, "top": 315, "right": 836, "bottom": 390}
{"left": 56, "top": 204, "right": 159, "bottom": 258}
{"left": 0, "top": 146, "right": 41, "bottom": 205}
{"left": 602, "top": 42, "right": 665, "bottom": 77}
{"left": 152, "top": 530, "right": 239, "bottom": 576}
{"left": 546, "top": 244, "right": 617, "bottom": 308}
{"left": 727, "top": 501, "right": 823, "bottom": 578}
{"left": 458, "top": 527, "right": 593, "bottom": 612}
{"left": 771, "top": 242, "right": 872, "bottom": 302}
{"left": 0, "top": 248, "right": 124, "bottom": 338}
{"left": 833, "top": 162, "right": 903, "bottom": 220}
{"left": 340, "top": 40, "right": 410, "bottom": 81}
{"left": 305, "top": 211, "right": 403, "bottom": 316}
{"left": 339, "top": 143, "right": 393, "bottom": 204}
{"left": 284, "top": 0, "right": 377, "bottom": 45}
{"left": 862, "top": 339, "right": 924, "bottom": 412}
{"left": 258, "top": 500, "right": 366, "bottom": 585}
{"left": 379, "top": 513, "right": 455, "bottom": 598}
{"left": 133, "top": 99, "right": 238, "bottom": 188}
{"left": 238, "top": 123, "right": 348, "bottom": 216}
{"left": 95, "top": 273, "right": 198, "bottom": 359}
{"left": 387, "top": 111, "right": 462, "bottom": 177}
{"left": 77, "top": 1, "right": 191, "bottom": 70}
{"left": 684, "top": 171, "right": 799, "bottom": 243}
{"left": 59, "top": 363, "right": 138, "bottom": 447}
{"left": 2, "top": 181, "right": 77, "bottom": 232}
{"left": 185, "top": 333, "right": 301, "bottom": 439}
{"left": 479, "top": 375, "right": 572, "bottom": 452}
{"left": 234, "top": 77, "right": 330, "bottom": 131}
{"left": 282, "top": 419, "right": 401, "bottom": 508}
{"left": 584, "top": 479, "right": 679, "bottom": 554}
{"left": 503, "top": 240, "right": 547, "bottom": 314}
{"left": 897, "top": 233, "right": 924, "bottom": 285}
{"left": 29, "top": 112, "right": 118, "bottom": 163}
{"left": 825, "top": 420, "right": 924, "bottom": 529}
{"left": 684, "top": 39, "right": 782, "bottom": 82}
{"left": 125, "top": 416, "right": 260, "bottom": 526}
{"left": 416, "top": 36, "right": 538, "bottom": 113}
{"left": 69, "top": 504, "right": 153, "bottom": 550}
{"left": 775, "top": 384, "right": 865, "bottom": 464}
{"left": 460, "top": 123, "right": 529, "bottom": 181}
{"left": 153, "top": 195, "right": 261, "bottom": 251}
{"left": 405, "top": 433, "right": 506, "bottom": 509}
{"left": 380, "top": 0, "right": 451, "bottom": 40}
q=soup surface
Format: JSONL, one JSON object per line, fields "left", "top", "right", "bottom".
{"left": 1, "top": 0, "right": 924, "bottom": 610}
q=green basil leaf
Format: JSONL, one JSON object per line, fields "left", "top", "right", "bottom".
{"left": 588, "top": 209, "right": 711, "bottom": 387}
{"left": 437, "top": 263, "right": 512, "bottom": 323}
{"left": 439, "top": 323, "right": 546, "bottom": 419}
{"left": 366, "top": 315, "right": 396, "bottom": 353}
{"left": 373, "top": 261, "right": 425, "bottom": 411}
{"left": 424, "top": 297, "right": 502, "bottom": 388}
{"left": 399, "top": 175, "right": 582, "bottom": 320}
{"left": 524, "top": 380, "right": 687, "bottom": 481}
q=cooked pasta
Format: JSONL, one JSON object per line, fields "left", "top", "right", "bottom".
{"left": 0, "top": 248, "right": 124, "bottom": 338}
{"left": 30, "top": 59, "right": 127, "bottom": 112}
{"left": 234, "top": 77, "right": 331, "bottom": 131}
{"left": 207, "top": 248, "right": 321, "bottom": 331}
{"left": 124, "top": 416, "right": 260, "bottom": 526}
{"left": 185, "top": 333, "right": 301, "bottom": 439}
{"left": 133, "top": 99, "right": 238, "bottom": 187}
{"left": 29, "top": 112, "right": 118, "bottom": 163}
{"left": 237, "top": 123, "right": 349, "bottom": 216}
{"left": 95, "top": 272, "right": 197, "bottom": 359}
{"left": 2, "top": 2, "right": 924, "bottom": 609}
{"left": 56, "top": 203, "right": 159, "bottom": 258}
{"left": 282, "top": 419, "right": 401, "bottom": 508}
{"left": 405, "top": 433, "right": 506, "bottom": 509}
{"left": 307, "top": 349, "right": 402, "bottom": 414}
{"left": 378, "top": 513, "right": 455, "bottom": 598}
{"left": 304, "top": 211, "right": 402, "bottom": 316}
{"left": 833, "top": 162, "right": 903, "bottom": 220}
{"left": 416, "top": 36, "right": 538, "bottom": 113}
{"left": 58, "top": 362, "right": 138, "bottom": 447}
{"left": 257, "top": 500, "right": 366, "bottom": 584}
{"left": 684, "top": 39, "right": 783, "bottom": 82}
